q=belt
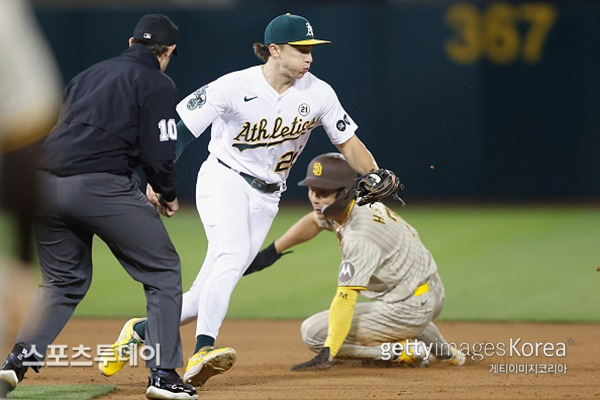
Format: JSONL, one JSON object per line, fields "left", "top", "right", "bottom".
{"left": 414, "top": 282, "right": 429, "bottom": 297}
{"left": 218, "top": 159, "right": 280, "bottom": 194}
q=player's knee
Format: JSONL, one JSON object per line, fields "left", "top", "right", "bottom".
{"left": 214, "top": 248, "right": 252, "bottom": 272}
{"left": 47, "top": 276, "right": 91, "bottom": 305}
{"left": 300, "top": 315, "right": 325, "bottom": 351}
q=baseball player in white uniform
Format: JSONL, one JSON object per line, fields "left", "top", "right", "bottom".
{"left": 245, "top": 153, "right": 466, "bottom": 370}
{"left": 104, "top": 13, "right": 400, "bottom": 388}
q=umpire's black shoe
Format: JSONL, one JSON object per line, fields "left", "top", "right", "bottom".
{"left": 146, "top": 368, "right": 197, "bottom": 400}
{"left": 0, "top": 343, "right": 33, "bottom": 398}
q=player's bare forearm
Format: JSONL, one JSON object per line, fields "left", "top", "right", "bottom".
{"left": 274, "top": 212, "right": 322, "bottom": 253}
{"left": 336, "top": 135, "right": 378, "bottom": 175}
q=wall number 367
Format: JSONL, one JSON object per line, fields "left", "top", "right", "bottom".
{"left": 158, "top": 118, "right": 177, "bottom": 142}
{"left": 445, "top": 2, "right": 557, "bottom": 65}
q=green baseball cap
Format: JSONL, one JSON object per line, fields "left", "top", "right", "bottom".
{"left": 264, "top": 13, "right": 331, "bottom": 46}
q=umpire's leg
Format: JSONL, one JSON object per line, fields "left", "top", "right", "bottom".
{"left": 93, "top": 175, "right": 183, "bottom": 369}
{"left": 15, "top": 172, "right": 94, "bottom": 359}
{"left": 16, "top": 222, "right": 93, "bottom": 357}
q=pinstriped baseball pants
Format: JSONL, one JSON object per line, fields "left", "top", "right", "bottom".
{"left": 300, "top": 273, "right": 448, "bottom": 359}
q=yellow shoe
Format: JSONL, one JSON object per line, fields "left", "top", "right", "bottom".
{"left": 396, "top": 340, "right": 429, "bottom": 367}
{"left": 183, "top": 346, "right": 237, "bottom": 387}
{"left": 98, "top": 317, "right": 146, "bottom": 377}
{"left": 441, "top": 345, "right": 466, "bottom": 366}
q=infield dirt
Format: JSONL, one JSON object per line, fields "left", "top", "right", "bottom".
{"left": 2, "top": 319, "right": 598, "bottom": 399}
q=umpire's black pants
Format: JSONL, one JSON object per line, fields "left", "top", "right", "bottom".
{"left": 15, "top": 171, "right": 183, "bottom": 369}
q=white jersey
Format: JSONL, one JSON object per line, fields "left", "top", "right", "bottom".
{"left": 176, "top": 65, "right": 356, "bottom": 186}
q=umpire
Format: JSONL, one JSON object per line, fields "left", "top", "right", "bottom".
{"left": 0, "top": 14, "right": 197, "bottom": 400}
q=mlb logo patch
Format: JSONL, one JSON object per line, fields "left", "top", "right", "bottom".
{"left": 143, "top": 32, "right": 152, "bottom": 39}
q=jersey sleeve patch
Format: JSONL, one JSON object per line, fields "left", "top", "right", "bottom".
{"left": 338, "top": 261, "right": 355, "bottom": 283}
{"left": 186, "top": 85, "right": 207, "bottom": 110}
{"left": 336, "top": 114, "right": 352, "bottom": 132}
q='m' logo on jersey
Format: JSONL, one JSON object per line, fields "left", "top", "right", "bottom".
{"left": 232, "top": 116, "right": 316, "bottom": 151}
{"left": 338, "top": 262, "right": 355, "bottom": 282}
{"left": 187, "top": 85, "right": 207, "bottom": 110}
{"left": 313, "top": 162, "right": 322, "bottom": 176}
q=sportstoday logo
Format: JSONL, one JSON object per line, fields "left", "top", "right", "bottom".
{"left": 16, "top": 343, "right": 162, "bottom": 368}
{"left": 380, "top": 338, "right": 569, "bottom": 375}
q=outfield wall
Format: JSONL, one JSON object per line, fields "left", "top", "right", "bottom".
{"left": 35, "top": 0, "right": 600, "bottom": 201}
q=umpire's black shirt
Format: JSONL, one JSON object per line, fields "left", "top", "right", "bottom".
{"left": 39, "top": 43, "right": 178, "bottom": 201}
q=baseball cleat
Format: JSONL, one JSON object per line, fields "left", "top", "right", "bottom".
{"left": 98, "top": 317, "right": 146, "bottom": 377}
{"left": 0, "top": 370, "right": 18, "bottom": 398}
{"left": 395, "top": 340, "right": 430, "bottom": 367}
{"left": 0, "top": 348, "right": 30, "bottom": 399}
{"left": 146, "top": 368, "right": 197, "bottom": 400}
{"left": 440, "top": 345, "right": 466, "bottom": 366}
{"left": 184, "top": 346, "right": 236, "bottom": 387}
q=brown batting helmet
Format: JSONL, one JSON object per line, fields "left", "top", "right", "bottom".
{"left": 298, "top": 153, "right": 357, "bottom": 217}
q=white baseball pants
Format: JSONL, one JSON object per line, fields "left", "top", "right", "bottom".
{"left": 180, "top": 155, "right": 280, "bottom": 339}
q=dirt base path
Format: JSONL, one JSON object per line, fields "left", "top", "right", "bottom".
{"left": 3, "top": 319, "right": 598, "bottom": 399}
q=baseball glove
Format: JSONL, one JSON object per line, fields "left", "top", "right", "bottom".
{"left": 291, "top": 347, "right": 334, "bottom": 372}
{"left": 243, "top": 242, "right": 292, "bottom": 276}
{"left": 356, "top": 169, "right": 405, "bottom": 206}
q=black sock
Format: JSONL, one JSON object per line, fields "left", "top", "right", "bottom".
{"left": 195, "top": 335, "right": 215, "bottom": 353}
{"left": 134, "top": 320, "right": 147, "bottom": 341}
